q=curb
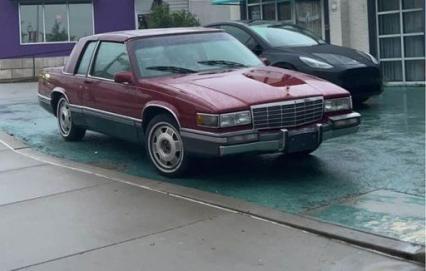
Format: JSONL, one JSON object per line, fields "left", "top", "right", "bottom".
{"left": 0, "top": 131, "right": 424, "bottom": 264}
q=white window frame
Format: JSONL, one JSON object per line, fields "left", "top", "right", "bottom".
{"left": 375, "top": 0, "right": 425, "bottom": 85}
{"left": 19, "top": 1, "right": 95, "bottom": 45}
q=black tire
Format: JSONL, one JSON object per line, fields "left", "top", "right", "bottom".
{"left": 145, "top": 114, "right": 189, "bottom": 177}
{"left": 56, "top": 97, "right": 86, "bottom": 141}
{"left": 288, "top": 147, "right": 318, "bottom": 157}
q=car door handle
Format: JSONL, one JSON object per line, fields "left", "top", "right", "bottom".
{"left": 84, "top": 80, "right": 93, "bottom": 84}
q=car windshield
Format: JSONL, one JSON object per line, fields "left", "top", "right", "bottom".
{"left": 130, "top": 32, "right": 263, "bottom": 78}
{"left": 250, "top": 25, "right": 325, "bottom": 47}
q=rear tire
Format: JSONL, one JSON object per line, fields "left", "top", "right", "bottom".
{"left": 145, "top": 114, "right": 189, "bottom": 177}
{"left": 56, "top": 97, "right": 86, "bottom": 141}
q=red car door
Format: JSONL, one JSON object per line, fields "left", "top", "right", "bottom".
{"left": 83, "top": 41, "right": 143, "bottom": 142}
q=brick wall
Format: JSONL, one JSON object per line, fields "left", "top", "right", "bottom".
{"left": 0, "top": 56, "right": 68, "bottom": 82}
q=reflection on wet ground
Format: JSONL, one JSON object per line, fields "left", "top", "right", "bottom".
{"left": 0, "top": 86, "right": 424, "bottom": 244}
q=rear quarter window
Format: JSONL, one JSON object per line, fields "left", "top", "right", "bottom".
{"left": 75, "top": 41, "right": 97, "bottom": 75}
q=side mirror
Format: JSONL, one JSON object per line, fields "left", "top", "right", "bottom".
{"left": 114, "top": 71, "right": 134, "bottom": 84}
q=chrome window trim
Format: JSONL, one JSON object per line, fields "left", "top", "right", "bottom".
{"left": 180, "top": 128, "right": 257, "bottom": 137}
{"left": 88, "top": 41, "right": 130, "bottom": 82}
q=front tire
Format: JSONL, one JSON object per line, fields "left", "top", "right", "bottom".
{"left": 146, "top": 114, "right": 189, "bottom": 177}
{"left": 56, "top": 97, "right": 86, "bottom": 141}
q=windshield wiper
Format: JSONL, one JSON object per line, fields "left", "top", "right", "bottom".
{"left": 198, "top": 60, "right": 247, "bottom": 68}
{"left": 145, "top": 66, "right": 197, "bottom": 74}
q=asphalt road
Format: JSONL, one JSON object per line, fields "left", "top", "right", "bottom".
{"left": 0, "top": 82, "right": 424, "bottom": 246}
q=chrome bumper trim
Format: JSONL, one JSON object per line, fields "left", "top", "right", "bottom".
{"left": 220, "top": 140, "right": 281, "bottom": 156}
{"left": 181, "top": 112, "right": 361, "bottom": 156}
{"left": 328, "top": 112, "right": 361, "bottom": 121}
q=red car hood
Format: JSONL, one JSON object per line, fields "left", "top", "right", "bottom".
{"left": 157, "top": 66, "right": 349, "bottom": 112}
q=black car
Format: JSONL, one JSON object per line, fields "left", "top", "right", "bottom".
{"left": 206, "top": 21, "right": 383, "bottom": 103}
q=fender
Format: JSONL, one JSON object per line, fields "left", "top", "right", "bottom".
{"left": 51, "top": 87, "right": 70, "bottom": 102}
{"left": 142, "top": 101, "right": 181, "bottom": 128}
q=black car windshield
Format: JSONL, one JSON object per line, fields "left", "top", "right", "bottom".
{"left": 250, "top": 25, "right": 325, "bottom": 47}
{"left": 130, "top": 32, "right": 263, "bottom": 78}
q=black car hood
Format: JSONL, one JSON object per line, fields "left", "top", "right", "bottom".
{"left": 274, "top": 44, "right": 373, "bottom": 67}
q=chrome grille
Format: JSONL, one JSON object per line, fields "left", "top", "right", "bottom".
{"left": 251, "top": 97, "right": 324, "bottom": 130}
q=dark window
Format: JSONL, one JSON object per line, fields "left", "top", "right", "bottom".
{"left": 405, "top": 60, "right": 425, "bottom": 81}
{"left": 69, "top": 3, "right": 94, "bottom": 41}
{"left": 381, "top": 61, "right": 403, "bottom": 82}
{"left": 262, "top": 3, "right": 276, "bottom": 20}
{"left": 19, "top": 3, "right": 94, "bottom": 44}
{"left": 278, "top": 2, "right": 292, "bottom": 21}
{"left": 92, "top": 42, "right": 130, "bottom": 80}
{"left": 248, "top": 5, "right": 261, "bottom": 20}
{"left": 402, "top": 0, "right": 424, "bottom": 9}
{"left": 378, "top": 0, "right": 399, "bottom": 12}
{"left": 379, "top": 14, "right": 401, "bottom": 35}
{"left": 20, "top": 5, "right": 44, "bottom": 43}
{"left": 45, "top": 4, "right": 68, "bottom": 42}
{"left": 76, "top": 41, "right": 97, "bottom": 75}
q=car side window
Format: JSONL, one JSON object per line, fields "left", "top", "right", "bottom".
{"left": 220, "top": 25, "right": 259, "bottom": 51}
{"left": 91, "top": 42, "right": 130, "bottom": 80}
{"left": 75, "top": 41, "right": 97, "bottom": 75}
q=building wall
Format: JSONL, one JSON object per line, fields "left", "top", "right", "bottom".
{"left": 328, "top": 0, "right": 370, "bottom": 52}
{"left": 190, "top": 0, "right": 240, "bottom": 25}
{"left": 0, "top": 0, "right": 135, "bottom": 60}
{"left": 0, "top": 0, "right": 136, "bottom": 82}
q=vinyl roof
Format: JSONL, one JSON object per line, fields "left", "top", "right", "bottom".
{"left": 86, "top": 27, "right": 222, "bottom": 42}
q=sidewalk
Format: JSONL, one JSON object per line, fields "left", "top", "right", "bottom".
{"left": 0, "top": 134, "right": 423, "bottom": 270}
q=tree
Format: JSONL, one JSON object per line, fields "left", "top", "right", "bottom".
{"left": 146, "top": 4, "right": 200, "bottom": 28}
{"left": 46, "top": 20, "right": 68, "bottom": 41}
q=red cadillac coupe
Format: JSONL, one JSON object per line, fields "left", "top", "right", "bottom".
{"left": 38, "top": 28, "right": 361, "bottom": 176}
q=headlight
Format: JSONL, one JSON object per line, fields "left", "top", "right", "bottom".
{"left": 220, "top": 111, "right": 252, "bottom": 128}
{"left": 299, "top": 56, "right": 333, "bottom": 69}
{"left": 324, "top": 97, "right": 352, "bottom": 112}
{"left": 366, "top": 52, "right": 379, "bottom": 65}
{"left": 196, "top": 111, "right": 252, "bottom": 128}
{"left": 357, "top": 50, "right": 379, "bottom": 64}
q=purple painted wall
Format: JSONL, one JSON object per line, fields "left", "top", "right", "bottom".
{"left": 0, "top": 0, "right": 135, "bottom": 59}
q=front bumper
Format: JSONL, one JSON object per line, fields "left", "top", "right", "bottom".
{"left": 181, "top": 112, "right": 361, "bottom": 157}
{"left": 310, "top": 67, "right": 383, "bottom": 100}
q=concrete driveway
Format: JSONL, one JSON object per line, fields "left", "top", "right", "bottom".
{"left": 0, "top": 131, "right": 423, "bottom": 270}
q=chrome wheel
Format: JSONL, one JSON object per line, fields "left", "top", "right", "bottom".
{"left": 149, "top": 122, "right": 184, "bottom": 173}
{"left": 58, "top": 98, "right": 71, "bottom": 136}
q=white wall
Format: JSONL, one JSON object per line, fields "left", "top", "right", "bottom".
{"left": 328, "top": 0, "right": 370, "bottom": 52}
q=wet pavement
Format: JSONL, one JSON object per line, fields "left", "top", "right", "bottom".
{"left": 0, "top": 83, "right": 424, "bottom": 245}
